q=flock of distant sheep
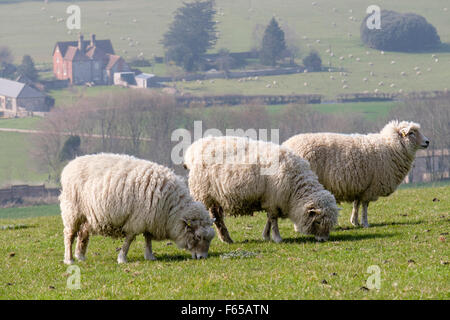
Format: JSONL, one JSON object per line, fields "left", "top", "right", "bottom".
{"left": 60, "top": 120, "right": 429, "bottom": 264}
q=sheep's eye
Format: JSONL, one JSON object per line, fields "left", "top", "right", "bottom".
{"left": 408, "top": 132, "right": 415, "bottom": 136}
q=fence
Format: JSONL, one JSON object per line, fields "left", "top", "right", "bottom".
{"left": 176, "top": 93, "right": 323, "bottom": 107}
{"left": 0, "top": 184, "right": 60, "bottom": 204}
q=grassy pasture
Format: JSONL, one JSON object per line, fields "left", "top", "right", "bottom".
{"left": 0, "top": 0, "right": 449, "bottom": 98}
{"left": 0, "top": 186, "right": 448, "bottom": 299}
{"left": 0, "top": 131, "right": 48, "bottom": 187}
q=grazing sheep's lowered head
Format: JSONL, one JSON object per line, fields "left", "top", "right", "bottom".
{"left": 381, "top": 120, "right": 430, "bottom": 152}
{"left": 293, "top": 190, "right": 340, "bottom": 241}
{"left": 174, "top": 202, "right": 216, "bottom": 259}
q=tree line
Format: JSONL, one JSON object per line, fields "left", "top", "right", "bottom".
{"left": 30, "top": 90, "right": 450, "bottom": 185}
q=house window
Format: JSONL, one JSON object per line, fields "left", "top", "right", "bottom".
{"left": 63, "top": 64, "right": 67, "bottom": 76}
{"left": 5, "top": 97, "right": 13, "bottom": 110}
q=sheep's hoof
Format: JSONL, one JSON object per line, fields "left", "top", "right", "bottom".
{"left": 272, "top": 236, "right": 283, "bottom": 243}
{"left": 75, "top": 253, "right": 86, "bottom": 261}
{"left": 145, "top": 254, "right": 157, "bottom": 261}
{"left": 350, "top": 219, "right": 360, "bottom": 227}
{"left": 362, "top": 223, "right": 370, "bottom": 228}
{"left": 219, "top": 235, "right": 234, "bottom": 244}
{"left": 262, "top": 233, "right": 271, "bottom": 241}
{"left": 117, "top": 256, "right": 127, "bottom": 264}
{"left": 64, "top": 259, "right": 74, "bottom": 265}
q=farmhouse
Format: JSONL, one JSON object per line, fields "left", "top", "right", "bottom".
{"left": 0, "top": 78, "right": 47, "bottom": 117}
{"left": 53, "top": 34, "right": 130, "bottom": 85}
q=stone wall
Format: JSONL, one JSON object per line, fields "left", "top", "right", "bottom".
{"left": 0, "top": 185, "right": 60, "bottom": 204}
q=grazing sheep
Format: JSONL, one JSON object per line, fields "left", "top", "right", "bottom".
{"left": 184, "top": 136, "right": 339, "bottom": 243}
{"left": 282, "top": 121, "right": 430, "bottom": 228}
{"left": 60, "top": 154, "right": 215, "bottom": 264}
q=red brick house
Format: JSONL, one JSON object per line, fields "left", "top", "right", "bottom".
{"left": 52, "top": 34, "right": 130, "bottom": 85}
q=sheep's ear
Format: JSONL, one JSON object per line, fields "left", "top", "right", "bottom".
{"left": 308, "top": 209, "right": 320, "bottom": 217}
{"left": 399, "top": 127, "right": 410, "bottom": 138}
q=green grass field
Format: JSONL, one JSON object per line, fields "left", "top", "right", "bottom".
{"left": 0, "top": 131, "right": 48, "bottom": 187}
{"left": 1, "top": 0, "right": 449, "bottom": 98}
{"left": 0, "top": 186, "right": 448, "bottom": 299}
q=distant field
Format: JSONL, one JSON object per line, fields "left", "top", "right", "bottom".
{"left": 49, "top": 85, "right": 127, "bottom": 108}
{"left": 0, "top": 204, "right": 59, "bottom": 220}
{"left": 0, "top": 131, "right": 48, "bottom": 187}
{"left": 0, "top": 185, "right": 448, "bottom": 299}
{"left": 0, "top": 117, "right": 42, "bottom": 130}
{"left": 1, "top": 0, "right": 449, "bottom": 98}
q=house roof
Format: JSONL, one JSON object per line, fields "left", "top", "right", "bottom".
{"left": 0, "top": 78, "right": 45, "bottom": 98}
{"left": 136, "top": 73, "right": 155, "bottom": 79}
{"left": 105, "top": 55, "right": 122, "bottom": 70}
{"left": 53, "top": 39, "right": 114, "bottom": 58}
{"left": 64, "top": 46, "right": 90, "bottom": 62}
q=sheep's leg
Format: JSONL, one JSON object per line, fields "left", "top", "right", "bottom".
{"left": 361, "top": 202, "right": 370, "bottom": 228}
{"left": 64, "top": 227, "right": 77, "bottom": 265}
{"left": 210, "top": 205, "right": 233, "bottom": 244}
{"left": 270, "top": 216, "right": 283, "bottom": 243}
{"left": 262, "top": 217, "right": 272, "bottom": 241}
{"left": 117, "top": 234, "right": 136, "bottom": 264}
{"left": 75, "top": 223, "right": 90, "bottom": 261}
{"left": 350, "top": 200, "right": 361, "bottom": 227}
{"left": 144, "top": 232, "right": 157, "bottom": 261}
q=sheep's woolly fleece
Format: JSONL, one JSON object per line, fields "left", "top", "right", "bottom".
{"left": 282, "top": 121, "right": 428, "bottom": 203}
{"left": 184, "top": 136, "right": 339, "bottom": 242}
{"left": 60, "top": 153, "right": 214, "bottom": 263}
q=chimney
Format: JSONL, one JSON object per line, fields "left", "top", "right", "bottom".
{"left": 90, "top": 34, "right": 96, "bottom": 47}
{"left": 78, "top": 34, "right": 85, "bottom": 53}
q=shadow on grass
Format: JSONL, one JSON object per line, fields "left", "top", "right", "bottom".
{"left": 239, "top": 231, "right": 398, "bottom": 244}
{"left": 367, "top": 220, "right": 424, "bottom": 227}
{"left": 126, "top": 251, "right": 226, "bottom": 263}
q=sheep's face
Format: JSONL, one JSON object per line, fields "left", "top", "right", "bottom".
{"left": 398, "top": 123, "right": 430, "bottom": 150}
{"left": 177, "top": 203, "right": 215, "bottom": 259}
{"left": 294, "top": 195, "right": 339, "bottom": 241}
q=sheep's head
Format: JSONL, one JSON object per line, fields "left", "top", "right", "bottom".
{"left": 398, "top": 122, "right": 429, "bottom": 150}
{"left": 383, "top": 120, "right": 430, "bottom": 151}
{"left": 177, "top": 202, "right": 215, "bottom": 259}
{"left": 293, "top": 191, "right": 339, "bottom": 241}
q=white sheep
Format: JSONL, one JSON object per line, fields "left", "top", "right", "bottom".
{"left": 282, "top": 121, "right": 430, "bottom": 228}
{"left": 184, "top": 136, "right": 339, "bottom": 243}
{"left": 60, "top": 154, "right": 215, "bottom": 264}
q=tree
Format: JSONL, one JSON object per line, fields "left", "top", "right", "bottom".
{"left": 0, "top": 46, "right": 13, "bottom": 65}
{"left": 260, "top": 17, "right": 286, "bottom": 66}
{"left": 59, "top": 135, "right": 81, "bottom": 162}
{"left": 360, "top": 10, "right": 441, "bottom": 52}
{"left": 162, "top": 0, "right": 217, "bottom": 72}
{"left": 0, "top": 46, "right": 16, "bottom": 79}
{"left": 302, "top": 51, "right": 322, "bottom": 71}
{"left": 17, "top": 55, "right": 38, "bottom": 81}
{"left": 215, "top": 48, "right": 234, "bottom": 74}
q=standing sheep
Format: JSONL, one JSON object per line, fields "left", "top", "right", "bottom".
{"left": 282, "top": 120, "right": 430, "bottom": 227}
{"left": 60, "top": 153, "right": 215, "bottom": 264}
{"left": 184, "top": 136, "right": 339, "bottom": 243}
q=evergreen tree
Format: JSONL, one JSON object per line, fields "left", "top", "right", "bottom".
{"left": 18, "top": 55, "right": 38, "bottom": 81}
{"left": 260, "top": 18, "right": 286, "bottom": 66}
{"left": 162, "top": 0, "right": 217, "bottom": 72}
{"left": 302, "top": 51, "right": 322, "bottom": 71}
{"left": 59, "top": 135, "right": 81, "bottom": 162}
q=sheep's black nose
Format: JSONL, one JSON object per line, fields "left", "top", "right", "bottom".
{"left": 426, "top": 140, "right": 430, "bottom": 146}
